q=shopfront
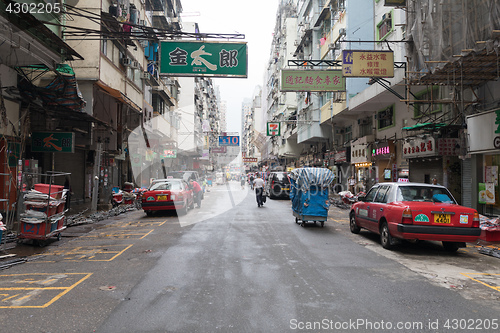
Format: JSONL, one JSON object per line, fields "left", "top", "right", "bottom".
{"left": 351, "top": 136, "right": 374, "bottom": 193}
{"left": 467, "top": 109, "right": 500, "bottom": 214}
{"left": 371, "top": 140, "right": 396, "bottom": 183}
{"left": 403, "top": 136, "right": 443, "bottom": 184}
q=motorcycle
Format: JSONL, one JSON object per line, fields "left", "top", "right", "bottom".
{"left": 338, "top": 190, "right": 366, "bottom": 205}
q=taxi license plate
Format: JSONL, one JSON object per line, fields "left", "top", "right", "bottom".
{"left": 434, "top": 213, "right": 451, "bottom": 224}
{"left": 157, "top": 195, "right": 168, "bottom": 201}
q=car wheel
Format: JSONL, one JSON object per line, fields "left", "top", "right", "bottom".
{"left": 349, "top": 213, "right": 361, "bottom": 234}
{"left": 380, "top": 222, "right": 394, "bottom": 249}
{"left": 442, "top": 241, "right": 460, "bottom": 252}
{"left": 295, "top": 217, "right": 299, "bottom": 224}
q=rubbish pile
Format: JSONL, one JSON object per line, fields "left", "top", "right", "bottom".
{"left": 479, "top": 214, "right": 500, "bottom": 232}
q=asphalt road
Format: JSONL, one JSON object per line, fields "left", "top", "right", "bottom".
{"left": 1, "top": 181, "right": 500, "bottom": 332}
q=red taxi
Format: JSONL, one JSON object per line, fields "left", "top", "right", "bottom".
{"left": 349, "top": 182, "right": 481, "bottom": 251}
{"left": 142, "top": 179, "right": 194, "bottom": 216}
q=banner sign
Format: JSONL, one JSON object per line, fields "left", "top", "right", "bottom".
{"left": 160, "top": 41, "right": 247, "bottom": 77}
{"left": 32, "top": 132, "right": 74, "bottom": 153}
{"left": 267, "top": 122, "right": 281, "bottom": 136}
{"left": 281, "top": 69, "right": 345, "bottom": 92}
{"left": 342, "top": 50, "right": 394, "bottom": 77}
{"left": 218, "top": 136, "right": 240, "bottom": 146}
{"left": 243, "top": 157, "right": 258, "bottom": 163}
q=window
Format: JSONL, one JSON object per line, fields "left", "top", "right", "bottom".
{"left": 363, "top": 186, "right": 379, "bottom": 202}
{"left": 374, "top": 185, "right": 390, "bottom": 203}
{"left": 413, "top": 86, "right": 443, "bottom": 118}
{"left": 377, "top": 11, "right": 394, "bottom": 41}
{"left": 101, "top": 37, "right": 107, "bottom": 56}
{"left": 377, "top": 105, "right": 394, "bottom": 130}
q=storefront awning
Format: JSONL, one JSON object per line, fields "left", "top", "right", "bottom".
{"left": 95, "top": 81, "right": 142, "bottom": 113}
{"left": 402, "top": 123, "right": 447, "bottom": 131}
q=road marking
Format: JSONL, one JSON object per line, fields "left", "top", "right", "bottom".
{"left": 102, "top": 220, "right": 168, "bottom": 228}
{"left": 31, "top": 244, "right": 133, "bottom": 262}
{"left": 461, "top": 273, "right": 500, "bottom": 292}
{"left": 0, "top": 273, "right": 92, "bottom": 308}
{"left": 80, "top": 229, "right": 154, "bottom": 240}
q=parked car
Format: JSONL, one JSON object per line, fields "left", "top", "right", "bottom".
{"left": 349, "top": 182, "right": 481, "bottom": 251}
{"left": 142, "top": 179, "right": 194, "bottom": 216}
{"left": 165, "top": 171, "right": 203, "bottom": 199}
{"left": 265, "top": 171, "right": 290, "bottom": 199}
{"left": 166, "top": 171, "right": 200, "bottom": 182}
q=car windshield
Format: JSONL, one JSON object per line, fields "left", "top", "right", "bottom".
{"left": 274, "top": 173, "right": 289, "bottom": 182}
{"left": 150, "top": 181, "right": 182, "bottom": 191}
{"left": 396, "top": 186, "right": 455, "bottom": 203}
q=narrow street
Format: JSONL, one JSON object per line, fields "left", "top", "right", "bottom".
{"left": 1, "top": 181, "right": 499, "bottom": 332}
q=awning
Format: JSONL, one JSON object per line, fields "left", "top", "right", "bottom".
{"left": 95, "top": 81, "right": 142, "bottom": 113}
{"left": 402, "top": 123, "right": 447, "bottom": 131}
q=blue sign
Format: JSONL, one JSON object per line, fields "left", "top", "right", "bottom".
{"left": 219, "top": 136, "right": 239, "bottom": 146}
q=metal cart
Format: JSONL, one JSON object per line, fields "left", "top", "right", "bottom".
{"left": 18, "top": 171, "right": 70, "bottom": 246}
{"left": 289, "top": 168, "right": 335, "bottom": 227}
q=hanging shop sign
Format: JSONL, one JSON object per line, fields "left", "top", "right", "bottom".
{"left": 342, "top": 50, "right": 394, "bottom": 78}
{"left": 161, "top": 149, "right": 177, "bottom": 158}
{"left": 371, "top": 142, "right": 392, "bottom": 160}
{"left": 466, "top": 109, "right": 500, "bottom": 153}
{"left": 402, "top": 137, "right": 436, "bottom": 158}
{"left": 385, "top": 0, "right": 406, "bottom": 6}
{"left": 218, "top": 135, "right": 240, "bottom": 146}
{"left": 267, "top": 122, "right": 281, "bottom": 136}
{"left": 243, "top": 157, "right": 258, "bottom": 163}
{"left": 334, "top": 150, "right": 347, "bottom": 163}
{"left": 280, "top": 69, "right": 345, "bottom": 92}
{"left": 211, "top": 146, "right": 227, "bottom": 154}
{"left": 159, "top": 41, "right": 247, "bottom": 77}
{"left": 31, "top": 132, "right": 75, "bottom": 153}
{"left": 351, "top": 144, "right": 369, "bottom": 164}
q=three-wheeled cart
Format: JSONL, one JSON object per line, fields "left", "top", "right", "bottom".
{"left": 289, "top": 168, "right": 335, "bottom": 227}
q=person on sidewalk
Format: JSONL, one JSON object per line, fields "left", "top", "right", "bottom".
{"left": 253, "top": 174, "right": 265, "bottom": 207}
{"left": 189, "top": 179, "right": 203, "bottom": 208}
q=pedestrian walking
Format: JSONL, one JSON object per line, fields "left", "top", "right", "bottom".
{"left": 249, "top": 174, "right": 254, "bottom": 190}
{"left": 253, "top": 174, "right": 265, "bottom": 207}
{"left": 348, "top": 176, "right": 356, "bottom": 194}
{"left": 63, "top": 176, "right": 72, "bottom": 210}
{"left": 240, "top": 174, "right": 246, "bottom": 189}
{"left": 189, "top": 179, "right": 202, "bottom": 208}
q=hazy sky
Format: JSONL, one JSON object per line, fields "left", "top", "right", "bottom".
{"left": 181, "top": 0, "right": 280, "bottom": 132}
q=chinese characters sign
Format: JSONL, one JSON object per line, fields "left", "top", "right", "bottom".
{"left": 267, "top": 122, "right": 281, "bottom": 136}
{"left": 32, "top": 132, "right": 74, "bottom": 153}
{"left": 342, "top": 50, "right": 394, "bottom": 77}
{"left": 280, "top": 70, "right": 345, "bottom": 92}
{"left": 402, "top": 137, "right": 436, "bottom": 158}
{"left": 160, "top": 41, "right": 247, "bottom": 77}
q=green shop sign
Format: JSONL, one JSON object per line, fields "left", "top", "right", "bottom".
{"left": 281, "top": 69, "right": 345, "bottom": 92}
{"left": 31, "top": 132, "right": 75, "bottom": 153}
{"left": 160, "top": 41, "right": 248, "bottom": 77}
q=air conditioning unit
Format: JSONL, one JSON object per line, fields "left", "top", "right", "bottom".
{"left": 382, "top": 12, "right": 391, "bottom": 21}
{"left": 139, "top": 19, "right": 145, "bottom": 26}
{"left": 121, "top": 58, "right": 132, "bottom": 66}
{"left": 140, "top": 71, "right": 151, "bottom": 80}
{"left": 131, "top": 60, "right": 140, "bottom": 69}
{"left": 339, "top": 28, "right": 346, "bottom": 36}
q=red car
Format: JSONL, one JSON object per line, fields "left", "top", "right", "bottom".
{"left": 349, "top": 182, "right": 481, "bottom": 251}
{"left": 142, "top": 179, "right": 194, "bottom": 216}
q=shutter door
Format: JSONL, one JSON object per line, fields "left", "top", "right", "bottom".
{"left": 462, "top": 158, "right": 472, "bottom": 208}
